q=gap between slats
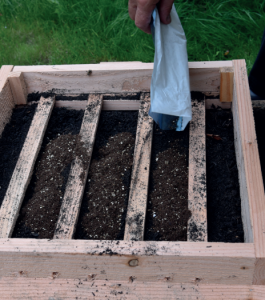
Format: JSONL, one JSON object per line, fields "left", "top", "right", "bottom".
{"left": 0, "top": 97, "right": 55, "bottom": 238}
{"left": 54, "top": 94, "right": 103, "bottom": 239}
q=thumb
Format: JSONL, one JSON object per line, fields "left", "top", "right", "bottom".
{"left": 157, "top": 0, "right": 174, "bottom": 24}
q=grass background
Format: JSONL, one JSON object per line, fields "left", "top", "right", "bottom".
{"left": 0, "top": 0, "right": 264, "bottom": 71}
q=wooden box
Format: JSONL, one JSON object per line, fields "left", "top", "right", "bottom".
{"left": 0, "top": 60, "right": 264, "bottom": 299}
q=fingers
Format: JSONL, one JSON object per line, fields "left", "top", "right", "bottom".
{"left": 157, "top": 0, "right": 174, "bottom": 24}
{"left": 128, "top": 0, "right": 137, "bottom": 21}
{"left": 128, "top": 0, "right": 174, "bottom": 34}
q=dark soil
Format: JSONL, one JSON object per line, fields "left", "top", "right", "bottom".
{"left": 75, "top": 111, "right": 138, "bottom": 240}
{"left": 0, "top": 105, "right": 37, "bottom": 207}
{"left": 144, "top": 123, "right": 190, "bottom": 241}
{"left": 253, "top": 107, "right": 265, "bottom": 188}
{"left": 12, "top": 108, "right": 84, "bottom": 239}
{"left": 206, "top": 108, "right": 244, "bottom": 243}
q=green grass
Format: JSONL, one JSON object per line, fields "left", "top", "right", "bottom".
{"left": 0, "top": 0, "right": 264, "bottom": 71}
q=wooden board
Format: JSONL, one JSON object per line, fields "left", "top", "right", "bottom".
{"left": 0, "top": 97, "right": 55, "bottom": 238}
{"left": 0, "top": 65, "right": 14, "bottom": 138}
{"left": 188, "top": 99, "right": 207, "bottom": 242}
{"left": 1, "top": 278, "right": 264, "bottom": 299}
{"left": 11, "top": 61, "right": 233, "bottom": 95}
{"left": 54, "top": 99, "right": 229, "bottom": 111}
{"left": 124, "top": 93, "right": 153, "bottom": 241}
{"left": 8, "top": 71, "right": 27, "bottom": 105}
{"left": 0, "top": 239, "right": 255, "bottom": 285}
{"left": 54, "top": 94, "right": 103, "bottom": 239}
{"left": 232, "top": 60, "right": 265, "bottom": 256}
{"left": 220, "top": 67, "right": 234, "bottom": 103}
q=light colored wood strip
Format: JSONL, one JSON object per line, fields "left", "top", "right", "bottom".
{"left": 124, "top": 93, "right": 153, "bottom": 241}
{"left": 220, "top": 67, "right": 234, "bottom": 102}
{"left": 0, "top": 239, "right": 255, "bottom": 285}
{"left": 0, "top": 65, "right": 14, "bottom": 138}
{"left": 11, "top": 61, "right": 233, "bottom": 95}
{"left": 13, "top": 61, "right": 233, "bottom": 72}
{"left": 0, "top": 97, "right": 55, "bottom": 238}
{"left": 188, "top": 99, "right": 207, "bottom": 242}
{"left": 55, "top": 99, "right": 229, "bottom": 111}
{"left": 8, "top": 71, "right": 27, "bottom": 105}
{"left": 0, "top": 278, "right": 264, "bottom": 300}
{"left": 54, "top": 94, "right": 103, "bottom": 239}
{"left": 232, "top": 60, "right": 265, "bottom": 254}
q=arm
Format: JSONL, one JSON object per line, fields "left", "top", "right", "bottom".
{"left": 128, "top": 0, "right": 174, "bottom": 34}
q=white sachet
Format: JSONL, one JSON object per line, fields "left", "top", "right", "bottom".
{"left": 149, "top": 5, "right": 191, "bottom": 131}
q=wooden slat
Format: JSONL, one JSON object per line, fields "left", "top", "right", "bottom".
{"left": 232, "top": 60, "right": 265, "bottom": 284}
{"left": 0, "top": 239, "right": 255, "bottom": 285}
{"left": 11, "top": 61, "right": 233, "bottom": 95}
{"left": 0, "top": 97, "right": 55, "bottom": 238}
{"left": 54, "top": 94, "right": 103, "bottom": 239}
{"left": 252, "top": 100, "right": 265, "bottom": 109}
{"left": 13, "top": 61, "right": 233, "bottom": 72}
{"left": 124, "top": 93, "right": 153, "bottom": 241}
{"left": 220, "top": 67, "right": 234, "bottom": 103}
{"left": 188, "top": 98, "right": 207, "bottom": 242}
{"left": 0, "top": 65, "right": 14, "bottom": 138}
{"left": 54, "top": 99, "right": 230, "bottom": 111}
{"left": 232, "top": 59, "right": 265, "bottom": 250}
{"left": 1, "top": 278, "right": 264, "bottom": 300}
{"left": 8, "top": 71, "right": 27, "bottom": 105}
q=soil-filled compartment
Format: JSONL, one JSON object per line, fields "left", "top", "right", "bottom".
{"left": 145, "top": 123, "right": 190, "bottom": 241}
{"left": 206, "top": 107, "right": 244, "bottom": 243}
{"left": 13, "top": 107, "right": 84, "bottom": 239}
{"left": 0, "top": 105, "right": 37, "bottom": 207}
{"left": 75, "top": 111, "right": 138, "bottom": 240}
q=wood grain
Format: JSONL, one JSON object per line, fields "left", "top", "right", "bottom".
{"left": 11, "top": 61, "right": 233, "bottom": 95}
{"left": 0, "top": 239, "right": 255, "bottom": 285}
{"left": 188, "top": 98, "right": 207, "bottom": 242}
{"left": 8, "top": 71, "right": 27, "bottom": 105}
{"left": 0, "top": 278, "right": 264, "bottom": 299}
{"left": 54, "top": 94, "right": 103, "bottom": 239}
{"left": 0, "top": 97, "right": 55, "bottom": 238}
{"left": 0, "top": 65, "right": 14, "bottom": 138}
{"left": 232, "top": 60, "right": 265, "bottom": 252}
{"left": 124, "top": 93, "right": 153, "bottom": 241}
{"left": 220, "top": 67, "right": 234, "bottom": 103}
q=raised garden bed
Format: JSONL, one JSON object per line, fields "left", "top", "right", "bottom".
{"left": 0, "top": 61, "right": 265, "bottom": 299}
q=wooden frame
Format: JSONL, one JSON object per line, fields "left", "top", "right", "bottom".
{"left": 0, "top": 60, "right": 264, "bottom": 299}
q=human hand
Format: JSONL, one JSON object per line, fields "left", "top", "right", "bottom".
{"left": 128, "top": 0, "right": 174, "bottom": 34}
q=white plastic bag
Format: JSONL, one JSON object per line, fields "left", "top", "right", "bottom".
{"left": 149, "top": 5, "right": 191, "bottom": 131}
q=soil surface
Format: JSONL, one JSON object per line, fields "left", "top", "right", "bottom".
{"left": 75, "top": 111, "right": 138, "bottom": 240}
{"left": 13, "top": 108, "right": 84, "bottom": 239}
{"left": 253, "top": 107, "right": 265, "bottom": 188}
{"left": 145, "top": 123, "right": 190, "bottom": 241}
{"left": 206, "top": 108, "right": 244, "bottom": 243}
{"left": 0, "top": 105, "right": 37, "bottom": 207}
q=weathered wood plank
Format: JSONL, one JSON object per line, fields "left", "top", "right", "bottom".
{"left": 11, "top": 61, "right": 233, "bottom": 95}
{"left": 220, "top": 67, "right": 234, "bottom": 103}
{"left": 0, "top": 239, "right": 255, "bottom": 285}
{"left": 0, "top": 97, "right": 55, "bottom": 238}
{"left": 232, "top": 59, "right": 265, "bottom": 252}
{"left": 54, "top": 94, "right": 103, "bottom": 239}
{"left": 188, "top": 98, "right": 207, "bottom": 242}
{"left": 8, "top": 71, "right": 27, "bottom": 105}
{"left": 1, "top": 278, "right": 264, "bottom": 300}
{"left": 232, "top": 60, "right": 265, "bottom": 283}
{"left": 0, "top": 65, "right": 14, "bottom": 138}
{"left": 205, "top": 98, "right": 231, "bottom": 109}
{"left": 124, "top": 93, "right": 153, "bottom": 241}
